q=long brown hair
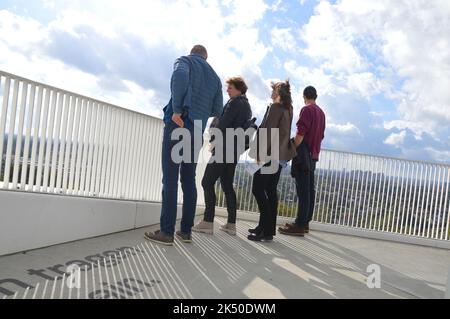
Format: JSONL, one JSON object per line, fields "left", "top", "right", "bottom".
{"left": 271, "top": 80, "right": 292, "bottom": 110}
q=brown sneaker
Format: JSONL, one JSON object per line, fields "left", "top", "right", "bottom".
{"left": 220, "top": 223, "right": 236, "bottom": 236}
{"left": 279, "top": 224, "right": 306, "bottom": 237}
{"left": 144, "top": 230, "right": 174, "bottom": 246}
{"left": 279, "top": 223, "right": 310, "bottom": 233}
{"left": 176, "top": 231, "right": 192, "bottom": 243}
{"left": 192, "top": 221, "right": 214, "bottom": 235}
{"left": 278, "top": 223, "right": 294, "bottom": 232}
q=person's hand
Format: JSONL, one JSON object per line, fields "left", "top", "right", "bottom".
{"left": 172, "top": 113, "right": 184, "bottom": 128}
{"left": 208, "top": 143, "right": 215, "bottom": 153}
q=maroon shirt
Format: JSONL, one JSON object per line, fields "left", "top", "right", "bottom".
{"left": 296, "top": 103, "right": 326, "bottom": 161}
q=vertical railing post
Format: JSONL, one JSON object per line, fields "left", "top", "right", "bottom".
{"left": 446, "top": 266, "right": 450, "bottom": 299}
{"left": 3, "top": 78, "right": 20, "bottom": 189}
{"left": 0, "top": 77, "right": 11, "bottom": 185}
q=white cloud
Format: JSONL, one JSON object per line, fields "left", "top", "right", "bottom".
{"left": 0, "top": 10, "right": 160, "bottom": 115}
{"left": 223, "top": 0, "right": 268, "bottom": 26}
{"left": 384, "top": 131, "right": 407, "bottom": 147}
{"left": 271, "top": 27, "right": 297, "bottom": 52}
{"left": 369, "top": 111, "right": 384, "bottom": 118}
{"left": 346, "top": 72, "right": 381, "bottom": 100}
{"left": 299, "top": 0, "right": 450, "bottom": 137}
{"left": 270, "top": 0, "right": 288, "bottom": 12}
{"left": 293, "top": 0, "right": 450, "bottom": 163}
{"left": 0, "top": 10, "right": 45, "bottom": 50}
{"left": 383, "top": 120, "right": 436, "bottom": 141}
{"left": 0, "top": 1, "right": 271, "bottom": 117}
{"left": 284, "top": 60, "right": 343, "bottom": 97}
{"left": 300, "top": 1, "right": 367, "bottom": 73}
{"left": 327, "top": 122, "right": 361, "bottom": 136}
{"left": 41, "top": 0, "right": 56, "bottom": 9}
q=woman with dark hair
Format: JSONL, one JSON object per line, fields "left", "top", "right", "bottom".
{"left": 248, "top": 80, "right": 297, "bottom": 242}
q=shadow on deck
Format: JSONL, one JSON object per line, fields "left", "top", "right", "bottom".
{"left": 0, "top": 217, "right": 449, "bottom": 299}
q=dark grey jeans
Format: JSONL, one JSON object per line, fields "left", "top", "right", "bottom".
{"left": 295, "top": 161, "right": 317, "bottom": 227}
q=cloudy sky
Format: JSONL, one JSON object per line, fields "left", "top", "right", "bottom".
{"left": 0, "top": 0, "right": 449, "bottom": 163}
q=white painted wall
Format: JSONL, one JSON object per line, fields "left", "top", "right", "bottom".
{"left": 2, "top": 188, "right": 447, "bottom": 257}
{"left": 0, "top": 190, "right": 190, "bottom": 256}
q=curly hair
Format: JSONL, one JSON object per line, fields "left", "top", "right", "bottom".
{"left": 226, "top": 76, "right": 248, "bottom": 95}
{"left": 271, "top": 80, "right": 292, "bottom": 110}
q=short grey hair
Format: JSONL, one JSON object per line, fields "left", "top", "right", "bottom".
{"left": 190, "top": 45, "right": 208, "bottom": 59}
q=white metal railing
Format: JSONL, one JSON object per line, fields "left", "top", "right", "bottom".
{"left": 217, "top": 150, "right": 450, "bottom": 241}
{"left": 1, "top": 70, "right": 449, "bottom": 241}
{"left": 0, "top": 70, "right": 165, "bottom": 202}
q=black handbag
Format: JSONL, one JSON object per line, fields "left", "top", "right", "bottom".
{"left": 291, "top": 141, "right": 313, "bottom": 177}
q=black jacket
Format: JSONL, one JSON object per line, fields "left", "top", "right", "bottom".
{"left": 209, "top": 95, "right": 252, "bottom": 162}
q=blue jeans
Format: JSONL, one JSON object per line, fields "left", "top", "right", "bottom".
{"left": 160, "top": 121, "right": 203, "bottom": 236}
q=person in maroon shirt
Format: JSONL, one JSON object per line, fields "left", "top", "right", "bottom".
{"left": 279, "top": 86, "right": 326, "bottom": 237}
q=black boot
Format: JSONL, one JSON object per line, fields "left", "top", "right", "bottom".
{"left": 247, "top": 233, "right": 273, "bottom": 242}
{"left": 248, "top": 226, "right": 261, "bottom": 235}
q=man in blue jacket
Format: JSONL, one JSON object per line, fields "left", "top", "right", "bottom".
{"left": 145, "top": 45, "right": 223, "bottom": 246}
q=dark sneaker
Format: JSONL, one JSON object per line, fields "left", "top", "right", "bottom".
{"left": 176, "top": 231, "right": 192, "bottom": 243}
{"left": 279, "top": 224, "right": 306, "bottom": 237}
{"left": 144, "top": 230, "right": 174, "bottom": 246}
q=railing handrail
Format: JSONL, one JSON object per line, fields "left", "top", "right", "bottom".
{"left": 0, "top": 69, "right": 161, "bottom": 121}
{"left": 321, "top": 148, "right": 450, "bottom": 168}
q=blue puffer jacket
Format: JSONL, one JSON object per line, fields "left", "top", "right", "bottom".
{"left": 163, "top": 53, "right": 223, "bottom": 132}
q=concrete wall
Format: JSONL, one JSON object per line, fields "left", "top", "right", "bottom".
{"left": 2, "top": 189, "right": 448, "bottom": 257}
{"left": 0, "top": 190, "right": 188, "bottom": 256}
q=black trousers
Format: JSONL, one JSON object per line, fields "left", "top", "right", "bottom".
{"left": 295, "top": 161, "right": 317, "bottom": 227}
{"left": 202, "top": 162, "right": 238, "bottom": 224}
{"left": 252, "top": 163, "right": 282, "bottom": 236}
